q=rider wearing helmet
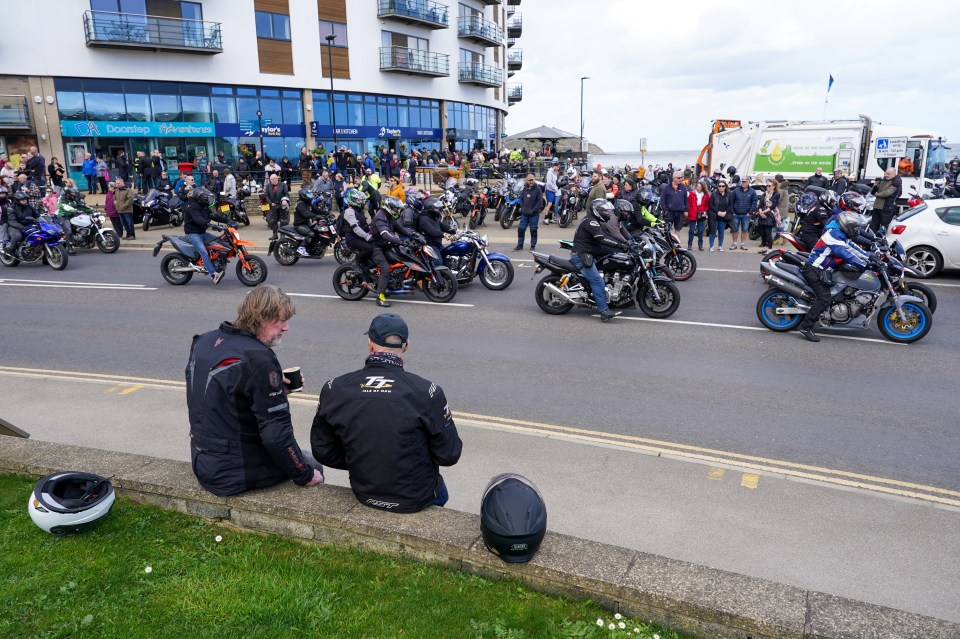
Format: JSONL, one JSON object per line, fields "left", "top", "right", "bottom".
{"left": 401, "top": 187, "right": 427, "bottom": 230}
{"left": 571, "top": 199, "right": 630, "bottom": 322}
{"left": 342, "top": 190, "right": 391, "bottom": 307}
{"left": 796, "top": 188, "right": 834, "bottom": 252}
{"left": 726, "top": 165, "right": 740, "bottom": 186}
{"left": 183, "top": 186, "right": 229, "bottom": 284}
{"left": 417, "top": 198, "right": 453, "bottom": 265}
{"left": 293, "top": 187, "right": 324, "bottom": 252}
{"left": 2, "top": 189, "right": 37, "bottom": 255}
{"left": 797, "top": 210, "right": 870, "bottom": 342}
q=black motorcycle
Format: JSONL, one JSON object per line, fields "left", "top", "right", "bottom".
{"left": 555, "top": 179, "right": 587, "bottom": 228}
{"left": 216, "top": 187, "right": 250, "bottom": 226}
{"left": 269, "top": 212, "right": 339, "bottom": 266}
{"left": 138, "top": 189, "right": 183, "bottom": 231}
{"left": 532, "top": 241, "right": 680, "bottom": 318}
{"left": 332, "top": 239, "right": 458, "bottom": 303}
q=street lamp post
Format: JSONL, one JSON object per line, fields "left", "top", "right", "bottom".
{"left": 325, "top": 34, "right": 338, "bottom": 151}
{"left": 256, "top": 109, "right": 264, "bottom": 157}
{"left": 579, "top": 76, "right": 590, "bottom": 156}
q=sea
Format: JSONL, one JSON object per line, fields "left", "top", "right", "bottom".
{"left": 589, "top": 150, "right": 700, "bottom": 171}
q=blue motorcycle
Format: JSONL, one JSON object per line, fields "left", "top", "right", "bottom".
{"left": 498, "top": 178, "right": 524, "bottom": 230}
{"left": 441, "top": 227, "right": 514, "bottom": 290}
{"left": 1, "top": 214, "right": 69, "bottom": 270}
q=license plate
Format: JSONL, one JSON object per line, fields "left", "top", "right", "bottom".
{"left": 260, "top": 204, "right": 270, "bottom": 212}
{"left": 220, "top": 204, "right": 230, "bottom": 212}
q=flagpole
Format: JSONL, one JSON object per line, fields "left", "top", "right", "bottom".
{"left": 823, "top": 74, "right": 833, "bottom": 120}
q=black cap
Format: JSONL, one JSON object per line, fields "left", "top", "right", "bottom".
{"left": 365, "top": 313, "right": 408, "bottom": 347}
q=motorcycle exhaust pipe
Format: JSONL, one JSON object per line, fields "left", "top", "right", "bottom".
{"left": 765, "top": 275, "right": 814, "bottom": 302}
{"left": 543, "top": 282, "right": 589, "bottom": 306}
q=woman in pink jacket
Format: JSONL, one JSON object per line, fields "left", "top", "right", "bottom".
{"left": 687, "top": 181, "right": 710, "bottom": 251}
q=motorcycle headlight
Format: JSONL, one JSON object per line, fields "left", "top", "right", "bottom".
{"left": 318, "top": 226, "right": 329, "bottom": 232}
{"left": 423, "top": 245, "right": 439, "bottom": 259}
{"left": 480, "top": 234, "right": 488, "bottom": 246}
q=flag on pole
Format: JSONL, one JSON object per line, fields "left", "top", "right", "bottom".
{"left": 827, "top": 74, "right": 834, "bottom": 93}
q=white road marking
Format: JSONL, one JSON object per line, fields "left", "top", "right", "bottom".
{"left": 0, "top": 281, "right": 156, "bottom": 291}
{"left": 288, "top": 292, "right": 474, "bottom": 308}
{"left": 0, "top": 278, "right": 148, "bottom": 287}
{"left": 922, "top": 281, "right": 960, "bottom": 288}
{"left": 698, "top": 267, "right": 754, "bottom": 273}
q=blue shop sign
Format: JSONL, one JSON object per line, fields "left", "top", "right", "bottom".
{"left": 216, "top": 123, "right": 306, "bottom": 138}
{"left": 60, "top": 121, "right": 216, "bottom": 138}
{"left": 309, "top": 123, "right": 441, "bottom": 139}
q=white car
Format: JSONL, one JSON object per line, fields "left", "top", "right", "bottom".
{"left": 887, "top": 198, "right": 960, "bottom": 277}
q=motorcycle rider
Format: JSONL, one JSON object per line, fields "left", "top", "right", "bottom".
{"left": 571, "top": 199, "right": 629, "bottom": 322}
{"left": 341, "top": 189, "right": 391, "bottom": 308}
{"left": 183, "top": 186, "right": 230, "bottom": 284}
{"left": 373, "top": 195, "right": 422, "bottom": 257}
{"left": 400, "top": 187, "right": 427, "bottom": 231}
{"left": 797, "top": 210, "right": 870, "bottom": 343}
{"left": 417, "top": 198, "right": 456, "bottom": 266}
{"left": 2, "top": 189, "right": 37, "bottom": 256}
{"left": 614, "top": 198, "right": 658, "bottom": 239}
{"left": 796, "top": 190, "right": 837, "bottom": 252}
{"left": 292, "top": 188, "right": 323, "bottom": 257}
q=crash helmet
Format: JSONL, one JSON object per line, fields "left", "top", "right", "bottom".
{"left": 637, "top": 185, "right": 655, "bottom": 205}
{"left": 726, "top": 165, "right": 738, "bottom": 177}
{"left": 463, "top": 177, "right": 480, "bottom": 189}
{"left": 796, "top": 191, "right": 818, "bottom": 216}
{"left": 12, "top": 189, "right": 30, "bottom": 204}
{"left": 422, "top": 197, "right": 444, "bottom": 217}
{"left": 480, "top": 473, "right": 547, "bottom": 564}
{"left": 191, "top": 187, "right": 214, "bottom": 208}
{"left": 615, "top": 199, "right": 635, "bottom": 219}
{"left": 565, "top": 168, "right": 577, "bottom": 179}
{"left": 835, "top": 210, "right": 868, "bottom": 238}
{"left": 63, "top": 186, "right": 83, "bottom": 203}
{"left": 298, "top": 188, "right": 313, "bottom": 203}
{"left": 818, "top": 189, "right": 839, "bottom": 210}
{"left": 838, "top": 191, "right": 866, "bottom": 213}
{"left": 28, "top": 472, "right": 115, "bottom": 535}
{"left": 344, "top": 188, "right": 367, "bottom": 210}
{"left": 590, "top": 198, "right": 614, "bottom": 222}
{"left": 381, "top": 196, "right": 404, "bottom": 218}
{"left": 405, "top": 187, "right": 426, "bottom": 211}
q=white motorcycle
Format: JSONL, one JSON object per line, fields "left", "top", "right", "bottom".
{"left": 59, "top": 203, "right": 120, "bottom": 254}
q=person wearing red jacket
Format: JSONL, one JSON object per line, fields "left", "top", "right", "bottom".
{"left": 687, "top": 180, "right": 710, "bottom": 251}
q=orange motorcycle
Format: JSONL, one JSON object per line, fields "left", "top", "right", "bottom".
{"left": 153, "top": 223, "right": 268, "bottom": 286}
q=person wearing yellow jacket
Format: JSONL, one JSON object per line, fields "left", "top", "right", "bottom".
{"left": 387, "top": 175, "right": 406, "bottom": 202}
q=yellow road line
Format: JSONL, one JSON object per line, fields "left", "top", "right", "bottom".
{"left": 741, "top": 473, "right": 760, "bottom": 489}
{"left": 708, "top": 467, "right": 726, "bottom": 481}
{"left": 119, "top": 384, "right": 145, "bottom": 395}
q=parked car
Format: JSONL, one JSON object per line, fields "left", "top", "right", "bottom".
{"left": 887, "top": 198, "right": 960, "bottom": 277}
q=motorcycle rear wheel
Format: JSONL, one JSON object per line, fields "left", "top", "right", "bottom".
{"left": 748, "top": 223, "right": 761, "bottom": 241}
{"left": 665, "top": 250, "right": 697, "bottom": 281}
{"left": 637, "top": 280, "right": 680, "bottom": 318}
{"left": 160, "top": 253, "right": 193, "bottom": 285}
{"left": 334, "top": 240, "right": 356, "bottom": 265}
{"left": 877, "top": 302, "right": 931, "bottom": 344}
{"left": 97, "top": 230, "right": 120, "bottom": 254}
{"left": 422, "top": 269, "right": 458, "bottom": 303}
{"left": 332, "top": 264, "right": 369, "bottom": 300}
{"left": 237, "top": 255, "right": 268, "bottom": 287}
{"left": 756, "top": 288, "right": 802, "bottom": 332}
{"left": 273, "top": 239, "right": 300, "bottom": 266}
{"left": 479, "top": 260, "right": 514, "bottom": 290}
{"left": 468, "top": 211, "right": 479, "bottom": 229}
{"left": 535, "top": 274, "right": 574, "bottom": 315}
{"left": 0, "top": 248, "right": 20, "bottom": 267}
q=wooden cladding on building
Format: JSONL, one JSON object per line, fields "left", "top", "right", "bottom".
{"left": 255, "top": 0, "right": 289, "bottom": 14}
{"left": 258, "top": 38, "right": 294, "bottom": 75}
{"left": 317, "top": 0, "right": 346, "bottom": 22}
{"left": 321, "top": 46, "right": 350, "bottom": 79}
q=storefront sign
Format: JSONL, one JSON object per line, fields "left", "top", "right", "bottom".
{"left": 446, "top": 128, "right": 492, "bottom": 141}
{"left": 60, "top": 121, "right": 216, "bottom": 138}
{"left": 310, "top": 123, "right": 441, "bottom": 139}
{"left": 216, "top": 123, "right": 306, "bottom": 138}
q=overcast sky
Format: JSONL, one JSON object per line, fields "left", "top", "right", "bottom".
{"left": 506, "top": 0, "right": 960, "bottom": 152}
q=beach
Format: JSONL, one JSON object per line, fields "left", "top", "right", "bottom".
{"left": 590, "top": 150, "right": 700, "bottom": 171}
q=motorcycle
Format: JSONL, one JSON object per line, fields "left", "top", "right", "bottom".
{"left": 441, "top": 227, "right": 514, "bottom": 290}
{"left": 138, "top": 188, "right": 184, "bottom": 231}
{"left": 757, "top": 252, "right": 932, "bottom": 344}
{"left": 217, "top": 187, "right": 250, "bottom": 226}
{"left": 332, "top": 239, "right": 458, "bottom": 303}
{"left": 57, "top": 200, "right": 120, "bottom": 254}
{"left": 644, "top": 224, "right": 697, "bottom": 281}
{"left": 0, "top": 214, "right": 69, "bottom": 270}
{"left": 555, "top": 179, "right": 587, "bottom": 228}
{"left": 153, "top": 223, "right": 268, "bottom": 287}
{"left": 269, "top": 211, "right": 339, "bottom": 266}
{"left": 468, "top": 183, "right": 489, "bottom": 229}
{"left": 532, "top": 240, "right": 681, "bottom": 318}
{"left": 497, "top": 179, "right": 524, "bottom": 230}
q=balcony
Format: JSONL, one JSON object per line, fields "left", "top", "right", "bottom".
{"left": 508, "top": 84, "right": 523, "bottom": 105}
{"left": 83, "top": 10, "right": 223, "bottom": 54}
{"left": 507, "top": 49, "right": 522, "bottom": 72}
{"left": 459, "top": 62, "right": 503, "bottom": 87}
{"left": 380, "top": 46, "right": 450, "bottom": 77}
{"left": 506, "top": 11, "right": 522, "bottom": 37}
{"left": 507, "top": 0, "right": 521, "bottom": 5}
{"left": 376, "top": 0, "right": 449, "bottom": 30}
{"left": 457, "top": 15, "right": 503, "bottom": 47}
{"left": 475, "top": 0, "right": 501, "bottom": 4}
{"left": 0, "top": 95, "right": 31, "bottom": 129}
{"left": 507, "top": 37, "right": 517, "bottom": 48}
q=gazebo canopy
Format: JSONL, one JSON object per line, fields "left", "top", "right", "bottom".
{"left": 504, "top": 125, "right": 581, "bottom": 143}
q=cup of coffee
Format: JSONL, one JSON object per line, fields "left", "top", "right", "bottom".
{"left": 283, "top": 366, "right": 303, "bottom": 393}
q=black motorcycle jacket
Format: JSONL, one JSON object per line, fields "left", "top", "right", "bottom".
{"left": 798, "top": 204, "right": 830, "bottom": 248}
{"left": 401, "top": 205, "right": 420, "bottom": 230}
{"left": 373, "top": 209, "right": 414, "bottom": 245}
{"left": 7, "top": 202, "right": 37, "bottom": 230}
{"left": 310, "top": 353, "right": 462, "bottom": 513}
{"left": 184, "top": 199, "right": 228, "bottom": 235}
{"left": 186, "top": 322, "right": 314, "bottom": 496}
{"left": 293, "top": 200, "right": 319, "bottom": 227}
{"left": 417, "top": 213, "right": 447, "bottom": 247}
{"left": 573, "top": 216, "right": 625, "bottom": 258}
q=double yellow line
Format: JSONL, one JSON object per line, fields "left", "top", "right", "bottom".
{"left": 1, "top": 365, "right": 957, "bottom": 509}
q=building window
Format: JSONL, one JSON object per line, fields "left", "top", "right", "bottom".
{"left": 460, "top": 48, "right": 483, "bottom": 64}
{"left": 458, "top": 2, "right": 479, "bottom": 18}
{"left": 320, "top": 20, "right": 348, "bottom": 47}
{"left": 381, "top": 31, "right": 428, "bottom": 50}
{"left": 90, "top": 0, "right": 146, "bottom": 15}
{"left": 255, "top": 11, "right": 290, "bottom": 41}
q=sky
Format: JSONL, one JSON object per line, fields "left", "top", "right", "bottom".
{"left": 505, "top": 0, "right": 960, "bottom": 152}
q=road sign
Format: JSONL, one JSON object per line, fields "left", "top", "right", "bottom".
{"left": 639, "top": 137, "right": 648, "bottom": 153}
{"left": 239, "top": 120, "right": 256, "bottom": 130}
{"left": 875, "top": 137, "right": 907, "bottom": 158}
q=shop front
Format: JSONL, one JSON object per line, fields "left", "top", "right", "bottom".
{"left": 309, "top": 123, "right": 442, "bottom": 164}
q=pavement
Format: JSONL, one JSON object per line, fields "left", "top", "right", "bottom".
{"left": 1, "top": 213, "right": 959, "bottom": 622}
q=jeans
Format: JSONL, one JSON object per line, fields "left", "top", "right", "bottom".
{"left": 432, "top": 474, "right": 449, "bottom": 507}
{"left": 670, "top": 210, "right": 686, "bottom": 231}
{"left": 687, "top": 219, "right": 705, "bottom": 248}
{"left": 569, "top": 253, "right": 609, "bottom": 312}
{"left": 731, "top": 214, "right": 750, "bottom": 233}
{"left": 84, "top": 175, "right": 96, "bottom": 194}
{"left": 185, "top": 232, "right": 217, "bottom": 276}
{"left": 120, "top": 213, "right": 135, "bottom": 238}
{"left": 517, "top": 212, "right": 539, "bottom": 248}
{"left": 711, "top": 218, "right": 727, "bottom": 248}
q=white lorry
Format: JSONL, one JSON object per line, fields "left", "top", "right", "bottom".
{"left": 696, "top": 115, "right": 949, "bottom": 202}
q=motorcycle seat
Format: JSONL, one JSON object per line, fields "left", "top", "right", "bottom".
{"left": 279, "top": 224, "right": 302, "bottom": 236}
{"left": 548, "top": 255, "right": 578, "bottom": 272}
{"left": 779, "top": 262, "right": 803, "bottom": 278}
{"left": 168, "top": 236, "right": 199, "bottom": 259}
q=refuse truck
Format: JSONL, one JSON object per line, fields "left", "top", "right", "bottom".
{"left": 696, "top": 115, "right": 949, "bottom": 205}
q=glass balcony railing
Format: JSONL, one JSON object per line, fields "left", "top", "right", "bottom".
{"left": 457, "top": 15, "right": 503, "bottom": 46}
{"left": 380, "top": 47, "right": 450, "bottom": 77}
{"left": 506, "top": 12, "right": 522, "bottom": 36}
{"left": 376, "top": 0, "right": 449, "bottom": 30}
{"left": 507, "top": 49, "right": 522, "bottom": 69}
{"left": 83, "top": 10, "right": 223, "bottom": 53}
{"left": 0, "top": 95, "right": 31, "bottom": 129}
{"left": 508, "top": 84, "right": 523, "bottom": 104}
{"left": 459, "top": 62, "right": 503, "bottom": 87}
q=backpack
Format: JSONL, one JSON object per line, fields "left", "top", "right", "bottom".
{"left": 335, "top": 211, "right": 350, "bottom": 237}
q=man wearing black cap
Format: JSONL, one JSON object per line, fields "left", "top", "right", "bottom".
{"left": 311, "top": 313, "right": 463, "bottom": 513}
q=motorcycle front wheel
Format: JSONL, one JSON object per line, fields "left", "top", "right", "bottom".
{"left": 46, "top": 245, "right": 69, "bottom": 271}
{"left": 332, "top": 264, "right": 369, "bottom": 300}
{"left": 756, "top": 288, "right": 803, "bottom": 332}
{"left": 877, "top": 302, "right": 931, "bottom": 344}
{"left": 637, "top": 280, "right": 680, "bottom": 318}
{"left": 665, "top": 250, "right": 697, "bottom": 281}
{"left": 273, "top": 238, "right": 300, "bottom": 266}
{"left": 479, "top": 260, "right": 514, "bottom": 290}
{"left": 142, "top": 216, "right": 151, "bottom": 231}
{"left": 160, "top": 253, "right": 193, "bottom": 285}
{"left": 905, "top": 282, "right": 937, "bottom": 314}
{"left": 557, "top": 207, "right": 572, "bottom": 228}
{"left": 334, "top": 240, "right": 356, "bottom": 264}
{"left": 499, "top": 207, "right": 515, "bottom": 230}
{"left": 422, "top": 268, "right": 458, "bottom": 303}
{"left": 535, "top": 274, "right": 574, "bottom": 315}
{"left": 237, "top": 255, "right": 268, "bottom": 287}
{"left": 96, "top": 230, "right": 121, "bottom": 254}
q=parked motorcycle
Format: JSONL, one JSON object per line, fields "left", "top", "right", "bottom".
{"left": 138, "top": 189, "right": 184, "bottom": 231}
{"left": 153, "top": 223, "right": 267, "bottom": 286}
{"left": 0, "top": 214, "right": 68, "bottom": 270}
{"left": 217, "top": 187, "right": 250, "bottom": 226}
{"left": 498, "top": 179, "right": 524, "bottom": 230}
{"left": 532, "top": 240, "right": 680, "bottom": 318}
{"left": 332, "top": 239, "right": 458, "bottom": 303}
{"left": 555, "top": 178, "right": 587, "bottom": 228}
{"left": 57, "top": 201, "right": 120, "bottom": 254}
{"left": 441, "top": 227, "right": 514, "bottom": 290}
{"left": 468, "top": 181, "right": 489, "bottom": 229}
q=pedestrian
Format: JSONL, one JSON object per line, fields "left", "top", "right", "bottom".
{"left": 310, "top": 313, "right": 462, "bottom": 512}
{"left": 194, "top": 149, "right": 209, "bottom": 176}
{"left": 113, "top": 178, "right": 136, "bottom": 241}
{"left": 869, "top": 166, "right": 902, "bottom": 232}
{"left": 804, "top": 167, "right": 829, "bottom": 190}
{"left": 236, "top": 156, "right": 249, "bottom": 181}
{"left": 757, "top": 180, "right": 780, "bottom": 251}
{"left": 687, "top": 180, "right": 709, "bottom": 251}
{"left": 205, "top": 169, "right": 223, "bottom": 195}
{"left": 729, "top": 176, "right": 758, "bottom": 250}
{"left": 263, "top": 173, "right": 288, "bottom": 239}
{"left": 47, "top": 157, "right": 65, "bottom": 195}
{"left": 103, "top": 181, "right": 124, "bottom": 236}
{"left": 407, "top": 153, "right": 418, "bottom": 186}
{"left": 660, "top": 171, "right": 690, "bottom": 231}
{"left": 250, "top": 151, "right": 266, "bottom": 184}
{"left": 543, "top": 160, "right": 560, "bottom": 224}
{"left": 280, "top": 155, "right": 293, "bottom": 189}
{"left": 187, "top": 284, "right": 325, "bottom": 496}
{"left": 81, "top": 153, "right": 97, "bottom": 194}
{"left": 114, "top": 149, "right": 130, "bottom": 184}
{"left": 298, "top": 148, "right": 313, "bottom": 188}
{"left": 513, "top": 173, "right": 544, "bottom": 251}
{"left": 828, "top": 169, "right": 848, "bottom": 195}
{"left": 26, "top": 146, "right": 46, "bottom": 195}
{"left": 222, "top": 167, "right": 236, "bottom": 198}
{"left": 263, "top": 158, "right": 281, "bottom": 186}
{"left": 148, "top": 149, "right": 163, "bottom": 191}
{"left": 708, "top": 180, "right": 732, "bottom": 251}
{"left": 135, "top": 150, "right": 148, "bottom": 193}
{"left": 387, "top": 174, "right": 405, "bottom": 202}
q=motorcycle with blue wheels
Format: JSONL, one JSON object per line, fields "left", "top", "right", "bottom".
{"left": 0, "top": 215, "right": 69, "bottom": 270}
{"left": 441, "top": 227, "right": 514, "bottom": 290}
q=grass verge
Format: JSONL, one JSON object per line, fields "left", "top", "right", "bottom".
{"left": 1, "top": 473, "right": 700, "bottom": 639}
